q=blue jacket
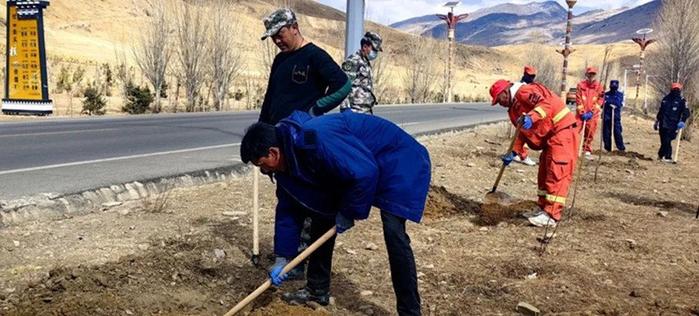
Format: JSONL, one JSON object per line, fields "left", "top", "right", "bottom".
{"left": 273, "top": 111, "right": 431, "bottom": 257}
{"left": 657, "top": 91, "right": 690, "bottom": 129}
{"left": 603, "top": 89, "right": 624, "bottom": 120}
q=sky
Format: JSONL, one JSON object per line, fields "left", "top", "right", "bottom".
{"left": 315, "top": 0, "right": 655, "bottom": 25}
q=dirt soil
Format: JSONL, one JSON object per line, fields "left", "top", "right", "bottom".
{"left": 1, "top": 115, "right": 698, "bottom": 315}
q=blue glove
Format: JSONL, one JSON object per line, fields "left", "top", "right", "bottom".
{"left": 581, "top": 112, "right": 593, "bottom": 121}
{"left": 501, "top": 151, "right": 515, "bottom": 166}
{"left": 678, "top": 122, "right": 686, "bottom": 129}
{"left": 653, "top": 121, "right": 659, "bottom": 131}
{"left": 336, "top": 212, "right": 355, "bottom": 234}
{"left": 268, "top": 257, "right": 289, "bottom": 286}
{"left": 519, "top": 115, "right": 533, "bottom": 130}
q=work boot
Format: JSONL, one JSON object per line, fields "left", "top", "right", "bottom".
{"left": 528, "top": 211, "right": 557, "bottom": 227}
{"left": 282, "top": 287, "right": 331, "bottom": 306}
{"left": 513, "top": 156, "right": 537, "bottom": 166}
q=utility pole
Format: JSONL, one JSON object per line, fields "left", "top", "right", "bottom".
{"left": 437, "top": 1, "right": 468, "bottom": 103}
{"left": 632, "top": 28, "right": 655, "bottom": 109}
{"left": 344, "top": 0, "right": 365, "bottom": 58}
{"left": 557, "top": 0, "right": 577, "bottom": 102}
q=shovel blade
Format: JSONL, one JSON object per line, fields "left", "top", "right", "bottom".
{"left": 484, "top": 190, "right": 517, "bottom": 206}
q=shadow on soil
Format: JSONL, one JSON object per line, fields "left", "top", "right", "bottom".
{"left": 605, "top": 192, "right": 696, "bottom": 215}
{"left": 424, "top": 185, "right": 539, "bottom": 226}
{"left": 592, "top": 150, "right": 654, "bottom": 161}
{"left": 1, "top": 217, "right": 388, "bottom": 316}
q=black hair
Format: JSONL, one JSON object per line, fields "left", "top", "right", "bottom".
{"left": 360, "top": 38, "right": 372, "bottom": 48}
{"left": 240, "top": 122, "right": 279, "bottom": 164}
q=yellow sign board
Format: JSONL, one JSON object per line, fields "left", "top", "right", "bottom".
{"left": 7, "top": 5, "right": 43, "bottom": 101}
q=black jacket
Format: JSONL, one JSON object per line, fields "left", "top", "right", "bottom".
{"left": 657, "top": 91, "right": 690, "bottom": 129}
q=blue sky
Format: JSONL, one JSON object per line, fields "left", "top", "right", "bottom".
{"left": 315, "top": 0, "right": 655, "bottom": 25}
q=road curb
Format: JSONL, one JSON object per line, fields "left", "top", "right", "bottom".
{"left": 0, "top": 164, "right": 251, "bottom": 227}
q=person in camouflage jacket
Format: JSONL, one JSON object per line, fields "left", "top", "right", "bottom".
{"left": 340, "top": 32, "right": 383, "bottom": 114}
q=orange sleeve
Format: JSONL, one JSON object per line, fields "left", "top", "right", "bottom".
{"left": 516, "top": 87, "right": 552, "bottom": 125}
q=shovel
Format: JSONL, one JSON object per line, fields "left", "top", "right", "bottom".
{"left": 485, "top": 126, "right": 521, "bottom": 205}
{"left": 673, "top": 128, "right": 683, "bottom": 163}
{"left": 224, "top": 226, "right": 337, "bottom": 316}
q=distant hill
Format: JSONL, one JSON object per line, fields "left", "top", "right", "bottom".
{"left": 390, "top": 0, "right": 662, "bottom": 46}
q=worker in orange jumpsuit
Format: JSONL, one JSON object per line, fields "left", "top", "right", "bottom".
{"left": 512, "top": 65, "right": 538, "bottom": 166}
{"left": 490, "top": 79, "right": 579, "bottom": 227}
{"left": 575, "top": 67, "right": 604, "bottom": 158}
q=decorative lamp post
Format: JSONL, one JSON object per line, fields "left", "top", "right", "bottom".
{"left": 556, "top": 0, "right": 577, "bottom": 101}
{"left": 437, "top": 1, "right": 468, "bottom": 103}
{"left": 632, "top": 28, "right": 655, "bottom": 106}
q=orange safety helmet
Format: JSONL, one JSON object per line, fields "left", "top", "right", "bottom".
{"left": 585, "top": 66, "right": 598, "bottom": 75}
{"left": 523, "top": 65, "right": 537, "bottom": 76}
{"left": 489, "top": 79, "right": 511, "bottom": 105}
{"left": 671, "top": 82, "right": 683, "bottom": 90}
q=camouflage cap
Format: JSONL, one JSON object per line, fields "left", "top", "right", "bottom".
{"left": 261, "top": 8, "right": 297, "bottom": 40}
{"left": 362, "top": 31, "right": 383, "bottom": 52}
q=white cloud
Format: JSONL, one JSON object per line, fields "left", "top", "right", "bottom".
{"left": 314, "top": 0, "right": 656, "bottom": 25}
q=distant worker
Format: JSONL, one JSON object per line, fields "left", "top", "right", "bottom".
{"left": 340, "top": 32, "right": 383, "bottom": 114}
{"left": 512, "top": 65, "right": 539, "bottom": 166}
{"left": 602, "top": 80, "right": 626, "bottom": 152}
{"left": 258, "top": 8, "right": 351, "bottom": 280}
{"left": 654, "top": 83, "right": 690, "bottom": 162}
{"left": 521, "top": 65, "right": 537, "bottom": 84}
{"left": 240, "top": 110, "right": 430, "bottom": 315}
{"left": 575, "top": 67, "right": 604, "bottom": 158}
{"left": 490, "top": 79, "right": 579, "bottom": 227}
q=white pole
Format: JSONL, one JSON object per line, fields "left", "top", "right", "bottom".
{"left": 643, "top": 74, "right": 649, "bottom": 113}
{"left": 252, "top": 166, "right": 259, "bottom": 260}
{"left": 623, "top": 69, "right": 628, "bottom": 93}
{"left": 344, "top": 0, "right": 365, "bottom": 59}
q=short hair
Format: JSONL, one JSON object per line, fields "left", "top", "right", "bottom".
{"left": 240, "top": 122, "right": 279, "bottom": 164}
{"left": 360, "top": 38, "right": 372, "bottom": 48}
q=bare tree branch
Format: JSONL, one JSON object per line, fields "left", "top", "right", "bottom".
{"left": 175, "top": 0, "right": 209, "bottom": 112}
{"left": 209, "top": 1, "right": 245, "bottom": 111}
{"left": 403, "top": 36, "right": 437, "bottom": 103}
{"left": 132, "top": 0, "right": 172, "bottom": 113}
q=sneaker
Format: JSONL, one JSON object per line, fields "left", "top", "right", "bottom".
{"left": 528, "top": 212, "right": 557, "bottom": 227}
{"left": 282, "top": 287, "right": 331, "bottom": 306}
{"left": 514, "top": 156, "right": 537, "bottom": 166}
{"left": 584, "top": 151, "right": 594, "bottom": 160}
{"left": 521, "top": 210, "right": 543, "bottom": 219}
{"left": 661, "top": 158, "right": 674, "bottom": 163}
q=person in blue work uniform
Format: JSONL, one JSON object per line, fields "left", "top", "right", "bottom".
{"left": 258, "top": 7, "right": 351, "bottom": 279}
{"left": 602, "top": 80, "right": 626, "bottom": 152}
{"left": 240, "top": 110, "right": 431, "bottom": 316}
{"left": 654, "top": 83, "right": 690, "bottom": 162}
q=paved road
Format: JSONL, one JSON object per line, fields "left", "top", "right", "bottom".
{"left": 0, "top": 103, "right": 505, "bottom": 200}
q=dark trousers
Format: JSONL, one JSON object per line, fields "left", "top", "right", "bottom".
{"left": 602, "top": 115, "right": 625, "bottom": 151}
{"left": 658, "top": 128, "right": 677, "bottom": 159}
{"left": 306, "top": 211, "right": 421, "bottom": 316}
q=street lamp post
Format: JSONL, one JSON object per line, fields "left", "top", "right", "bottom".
{"left": 632, "top": 28, "right": 655, "bottom": 107}
{"left": 557, "top": 0, "right": 577, "bottom": 101}
{"left": 437, "top": 1, "right": 468, "bottom": 103}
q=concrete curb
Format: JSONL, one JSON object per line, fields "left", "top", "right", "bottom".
{"left": 0, "top": 164, "right": 251, "bottom": 227}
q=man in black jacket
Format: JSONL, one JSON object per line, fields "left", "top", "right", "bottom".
{"left": 258, "top": 7, "right": 351, "bottom": 280}
{"left": 654, "top": 83, "right": 690, "bottom": 162}
{"left": 259, "top": 8, "right": 350, "bottom": 124}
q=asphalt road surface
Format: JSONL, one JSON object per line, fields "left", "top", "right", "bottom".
{"left": 0, "top": 103, "right": 505, "bottom": 200}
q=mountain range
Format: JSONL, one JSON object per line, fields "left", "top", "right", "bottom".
{"left": 390, "top": 0, "right": 661, "bottom": 46}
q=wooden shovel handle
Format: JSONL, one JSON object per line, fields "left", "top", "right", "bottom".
{"left": 673, "top": 128, "right": 683, "bottom": 163}
{"left": 491, "top": 126, "right": 521, "bottom": 193}
{"left": 224, "top": 226, "right": 338, "bottom": 316}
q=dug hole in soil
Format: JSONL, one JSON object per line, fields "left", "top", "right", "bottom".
{"left": 1, "top": 116, "right": 698, "bottom": 315}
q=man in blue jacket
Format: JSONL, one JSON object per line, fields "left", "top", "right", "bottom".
{"left": 602, "top": 80, "right": 626, "bottom": 152}
{"left": 240, "top": 111, "right": 431, "bottom": 316}
{"left": 654, "top": 83, "right": 690, "bottom": 162}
